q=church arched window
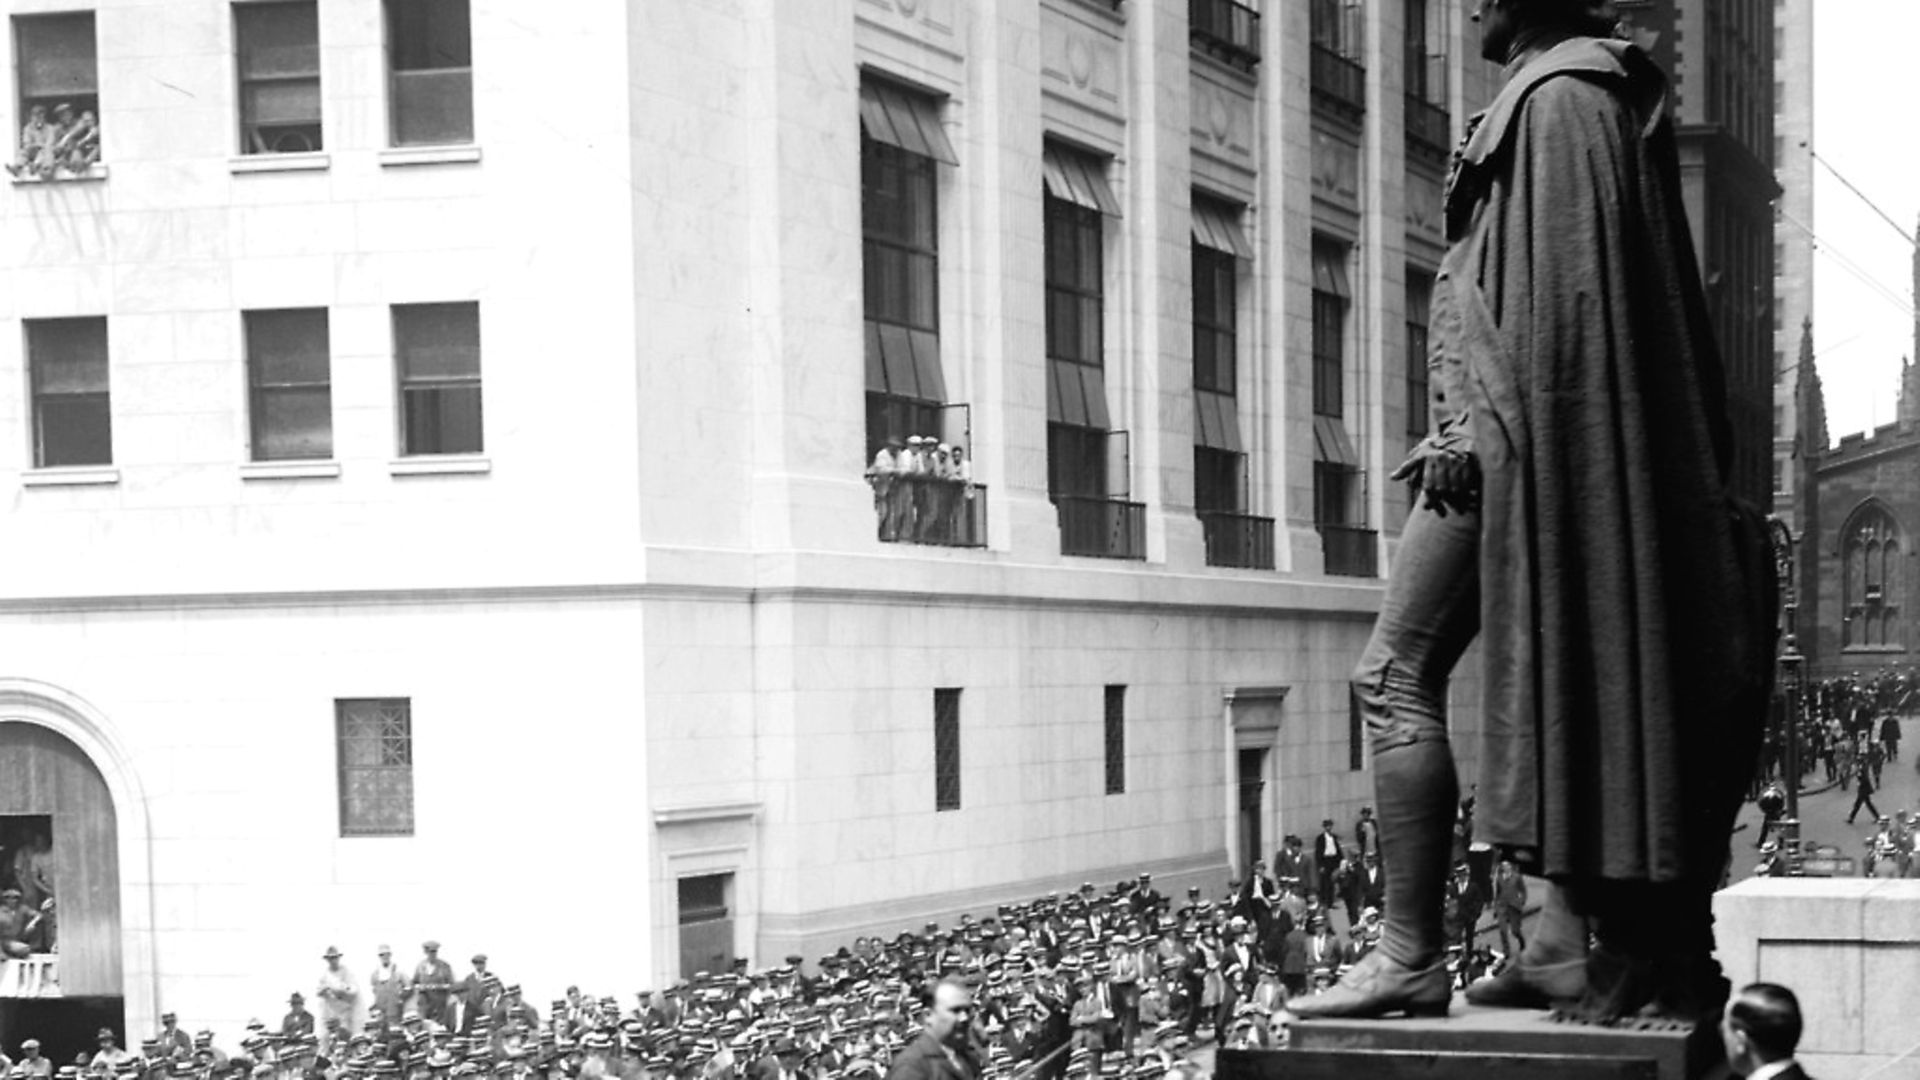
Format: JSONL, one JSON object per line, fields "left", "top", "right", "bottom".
{"left": 1841, "top": 502, "right": 1904, "bottom": 649}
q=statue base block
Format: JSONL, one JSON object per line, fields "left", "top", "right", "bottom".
{"left": 1216, "top": 1001, "right": 1725, "bottom": 1080}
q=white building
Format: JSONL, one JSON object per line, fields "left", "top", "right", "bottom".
{"left": 0, "top": 0, "right": 1495, "bottom": 1050}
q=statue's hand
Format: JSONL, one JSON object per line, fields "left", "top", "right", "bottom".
{"left": 1392, "top": 438, "right": 1480, "bottom": 517}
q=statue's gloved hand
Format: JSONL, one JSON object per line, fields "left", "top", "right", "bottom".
{"left": 1391, "top": 430, "right": 1480, "bottom": 517}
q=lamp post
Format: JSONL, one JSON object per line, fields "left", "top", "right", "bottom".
{"left": 1769, "top": 517, "right": 1806, "bottom": 827}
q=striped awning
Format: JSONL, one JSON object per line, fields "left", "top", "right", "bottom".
{"left": 1313, "top": 415, "right": 1357, "bottom": 466}
{"left": 1194, "top": 390, "right": 1243, "bottom": 452}
{"left": 1046, "top": 359, "right": 1112, "bottom": 429}
{"left": 859, "top": 78, "right": 958, "bottom": 165}
{"left": 1191, "top": 197, "right": 1254, "bottom": 259}
{"left": 1312, "top": 241, "right": 1351, "bottom": 298}
{"left": 865, "top": 322, "right": 948, "bottom": 402}
{"left": 1043, "top": 143, "right": 1122, "bottom": 216}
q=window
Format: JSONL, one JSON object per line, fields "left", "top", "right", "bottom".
{"left": 1312, "top": 241, "right": 1350, "bottom": 419}
{"left": 1842, "top": 503, "right": 1904, "bottom": 650}
{"left": 27, "top": 317, "right": 111, "bottom": 468}
{"left": 1191, "top": 207, "right": 1242, "bottom": 396}
{"left": 860, "top": 76, "right": 954, "bottom": 459}
{"left": 335, "top": 698, "right": 414, "bottom": 836}
{"left": 386, "top": 0, "right": 472, "bottom": 146}
{"left": 934, "top": 688, "right": 961, "bottom": 811}
{"left": 393, "top": 301, "right": 483, "bottom": 455}
{"left": 1406, "top": 270, "right": 1433, "bottom": 439}
{"left": 1104, "top": 685, "right": 1126, "bottom": 795}
{"left": 677, "top": 873, "right": 735, "bottom": 979}
{"left": 235, "top": 1, "right": 322, "bottom": 154}
{"left": 11, "top": 12, "right": 99, "bottom": 177}
{"left": 246, "top": 308, "right": 332, "bottom": 461}
{"left": 1045, "top": 181, "right": 1110, "bottom": 499}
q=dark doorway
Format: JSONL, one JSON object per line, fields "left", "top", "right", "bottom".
{"left": 1236, "top": 747, "right": 1268, "bottom": 874}
{"left": 677, "top": 873, "right": 735, "bottom": 979}
{"left": 0, "top": 996, "right": 125, "bottom": 1067}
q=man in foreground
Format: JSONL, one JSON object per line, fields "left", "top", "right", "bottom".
{"left": 884, "top": 978, "right": 980, "bottom": 1080}
{"left": 1289, "top": 0, "right": 1771, "bottom": 1024}
{"left": 1720, "top": 983, "right": 1810, "bottom": 1079}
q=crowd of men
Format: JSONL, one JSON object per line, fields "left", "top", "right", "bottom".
{"left": 865, "top": 436, "right": 977, "bottom": 545}
{"left": 6, "top": 101, "right": 100, "bottom": 180}
{"left": 1756, "top": 669, "right": 1915, "bottom": 796}
{"left": 0, "top": 803, "right": 1524, "bottom": 1080}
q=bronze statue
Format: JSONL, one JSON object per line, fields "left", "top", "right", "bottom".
{"left": 1288, "top": 0, "right": 1774, "bottom": 1024}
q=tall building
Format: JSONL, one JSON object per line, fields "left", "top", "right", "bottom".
{"left": 1771, "top": 0, "right": 1815, "bottom": 529}
{"left": 0, "top": 0, "right": 1499, "bottom": 1049}
{"left": 1616, "top": 0, "right": 1779, "bottom": 510}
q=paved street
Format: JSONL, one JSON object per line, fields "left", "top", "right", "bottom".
{"left": 1729, "top": 716, "right": 1918, "bottom": 877}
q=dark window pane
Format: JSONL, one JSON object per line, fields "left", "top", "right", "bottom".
{"left": 236, "top": 2, "right": 320, "bottom": 78}
{"left": 395, "top": 302, "right": 481, "bottom": 375}
{"left": 391, "top": 69, "right": 472, "bottom": 145}
{"left": 247, "top": 308, "right": 331, "bottom": 385}
{"left": 36, "top": 396, "right": 111, "bottom": 467}
{"left": 402, "top": 385, "right": 484, "bottom": 455}
{"left": 388, "top": 0, "right": 471, "bottom": 70}
{"left": 1104, "top": 685, "right": 1126, "bottom": 795}
{"left": 15, "top": 13, "right": 97, "bottom": 99}
{"left": 934, "top": 688, "right": 961, "bottom": 811}
{"left": 255, "top": 387, "right": 334, "bottom": 460}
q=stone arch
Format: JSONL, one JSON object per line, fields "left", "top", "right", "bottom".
{"left": 0, "top": 679, "right": 157, "bottom": 1030}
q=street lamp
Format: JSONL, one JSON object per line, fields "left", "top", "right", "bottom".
{"left": 1769, "top": 517, "right": 1807, "bottom": 842}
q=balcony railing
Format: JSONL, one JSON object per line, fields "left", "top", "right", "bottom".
{"left": 867, "top": 402, "right": 985, "bottom": 548}
{"left": 1404, "top": 93, "right": 1452, "bottom": 159}
{"left": 1058, "top": 496, "right": 1148, "bottom": 560}
{"left": 1310, "top": 45, "right": 1366, "bottom": 118}
{"left": 1190, "top": 0, "right": 1262, "bottom": 73}
{"left": 1319, "top": 524, "right": 1378, "bottom": 577}
{"left": 871, "top": 477, "right": 988, "bottom": 548}
{"left": 1200, "top": 511, "right": 1276, "bottom": 570}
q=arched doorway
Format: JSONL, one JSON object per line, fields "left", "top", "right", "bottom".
{"left": 0, "top": 682, "right": 155, "bottom": 1065}
{"left": 0, "top": 722, "right": 122, "bottom": 1061}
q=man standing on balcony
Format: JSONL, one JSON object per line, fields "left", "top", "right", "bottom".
{"left": 1288, "top": 0, "right": 1773, "bottom": 1024}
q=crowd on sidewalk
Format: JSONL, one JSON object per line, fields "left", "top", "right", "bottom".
{"left": 2, "top": 802, "right": 1525, "bottom": 1080}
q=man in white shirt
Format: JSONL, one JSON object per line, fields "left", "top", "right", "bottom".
{"left": 1720, "top": 982, "right": 1810, "bottom": 1080}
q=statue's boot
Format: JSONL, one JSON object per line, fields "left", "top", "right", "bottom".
{"left": 1289, "top": 739, "right": 1456, "bottom": 1020}
{"left": 1282, "top": 950, "right": 1452, "bottom": 1020}
{"left": 1464, "top": 881, "right": 1588, "bottom": 1009}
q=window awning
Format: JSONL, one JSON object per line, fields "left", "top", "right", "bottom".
{"left": 1191, "top": 197, "right": 1254, "bottom": 259}
{"left": 859, "top": 78, "right": 958, "bottom": 166}
{"left": 1043, "top": 143, "right": 1122, "bottom": 217}
{"left": 1194, "top": 390, "right": 1243, "bottom": 452}
{"left": 1312, "top": 241, "right": 1351, "bottom": 298}
{"left": 1046, "top": 358, "right": 1112, "bottom": 429}
{"left": 865, "top": 322, "right": 947, "bottom": 402}
{"left": 1313, "top": 414, "right": 1357, "bottom": 466}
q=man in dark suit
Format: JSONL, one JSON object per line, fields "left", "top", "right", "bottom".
{"left": 1312, "top": 821, "right": 1344, "bottom": 909}
{"left": 1720, "top": 982, "right": 1810, "bottom": 1079}
{"left": 749, "top": 1036, "right": 810, "bottom": 1080}
{"left": 885, "top": 978, "right": 981, "bottom": 1080}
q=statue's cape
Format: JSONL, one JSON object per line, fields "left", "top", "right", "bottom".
{"left": 1438, "top": 36, "right": 1773, "bottom": 882}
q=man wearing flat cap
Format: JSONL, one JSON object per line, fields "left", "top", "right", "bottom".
{"left": 16, "top": 1038, "right": 51, "bottom": 1080}
{"left": 456, "top": 955, "right": 491, "bottom": 1035}
{"left": 158, "top": 1014, "right": 193, "bottom": 1059}
{"left": 413, "top": 943, "right": 456, "bottom": 1030}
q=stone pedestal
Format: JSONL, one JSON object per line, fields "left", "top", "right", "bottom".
{"left": 1225, "top": 1001, "right": 1723, "bottom": 1080}
{"left": 1716, "top": 877, "right": 1920, "bottom": 1079}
